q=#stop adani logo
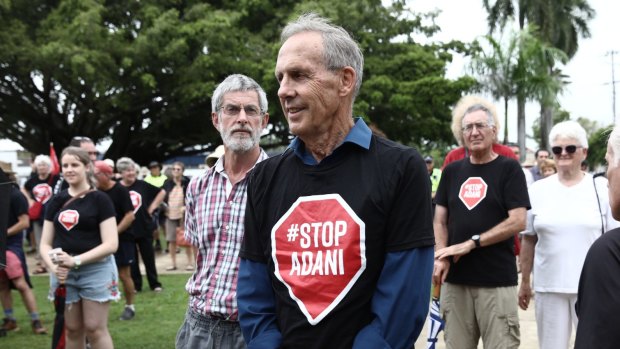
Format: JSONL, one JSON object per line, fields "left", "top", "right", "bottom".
{"left": 459, "top": 177, "right": 488, "bottom": 210}
{"left": 271, "top": 194, "right": 366, "bottom": 325}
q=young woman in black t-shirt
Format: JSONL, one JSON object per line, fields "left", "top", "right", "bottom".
{"left": 40, "top": 146, "right": 119, "bottom": 349}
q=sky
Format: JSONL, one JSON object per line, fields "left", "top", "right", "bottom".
{"left": 409, "top": 0, "right": 620, "bottom": 148}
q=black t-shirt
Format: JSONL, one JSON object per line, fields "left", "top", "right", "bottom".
{"left": 24, "top": 174, "right": 59, "bottom": 221}
{"left": 7, "top": 185, "right": 28, "bottom": 251}
{"left": 45, "top": 190, "right": 115, "bottom": 255}
{"left": 241, "top": 137, "right": 435, "bottom": 348}
{"left": 575, "top": 227, "right": 620, "bottom": 348}
{"left": 101, "top": 182, "right": 135, "bottom": 241}
{"left": 435, "top": 156, "right": 530, "bottom": 287}
{"left": 124, "top": 180, "right": 160, "bottom": 237}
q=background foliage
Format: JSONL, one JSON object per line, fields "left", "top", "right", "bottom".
{"left": 0, "top": 0, "right": 477, "bottom": 163}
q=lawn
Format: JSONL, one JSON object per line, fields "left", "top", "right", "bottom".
{"left": 1, "top": 273, "right": 191, "bottom": 349}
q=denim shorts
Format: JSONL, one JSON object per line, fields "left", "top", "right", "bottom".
{"left": 49, "top": 255, "right": 121, "bottom": 304}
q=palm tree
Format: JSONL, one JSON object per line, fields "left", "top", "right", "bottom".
{"left": 471, "top": 27, "right": 567, "bottom": 158}
{"left": 482, "top": 0, "right": 595, "bottom": 150}
{"left": 470, "top": 34, "right": 518, "bottom": 145}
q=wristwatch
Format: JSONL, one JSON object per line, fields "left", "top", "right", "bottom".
{"left": 73, "top": 256, "right": 82, "bottom": 270}
{"left": 471, "top": 235, "right": 481, "bottom": 248}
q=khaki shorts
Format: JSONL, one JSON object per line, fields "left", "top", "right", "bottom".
{"left": 441, "top": 282, "right": 520, "bottom": 349}
{"left": 165, "top": 218, "right": 181, "bottom": 242}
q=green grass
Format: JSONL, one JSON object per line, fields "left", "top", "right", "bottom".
{"left": 1, "top": 273, "right": 191, "bottom": 349}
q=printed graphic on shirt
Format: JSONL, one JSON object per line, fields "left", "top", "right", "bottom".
{"left": 33, "top": 183, "right": 53, "bottom": 204}
{"left": 459, "top": 177, "right": 488, "bottom": 210}
{"left": 129, "top": 190, "right": 142, "bottom": 213}
{"left": 58, "top": 209, "right": 80, "bottom": 231}
{"left": 271, "top": 194, "right": 366, "bottom": 325}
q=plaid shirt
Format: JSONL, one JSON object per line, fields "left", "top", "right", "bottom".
{"left": 184, "top": 149, "right": 268, "bottom": 320}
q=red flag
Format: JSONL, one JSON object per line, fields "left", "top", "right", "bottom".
{"left": 50, "top": 143, "right": 60, "bottom": 176}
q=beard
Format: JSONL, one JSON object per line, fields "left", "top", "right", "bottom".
{"left": 219, "top": 123, "right": 261, "bottom": 153}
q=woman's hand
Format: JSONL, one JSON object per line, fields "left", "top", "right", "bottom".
{"left": 55, "top": 251, "right": 76, "bottom": 269}
{"left": 55, "top": 265, "right": 70, "bottom": 284}
{"left": 518, "top": 282, "right": 533, "bottom": 310}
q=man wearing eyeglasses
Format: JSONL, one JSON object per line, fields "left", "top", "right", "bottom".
{"left": 237, "top": 13, "right": 434, "bottom": 349}
{"left": 433, "top": 96, "right": 530, "bottom": 349}
{"left": 175, "top": 74, "right": 269, "bottom": 349}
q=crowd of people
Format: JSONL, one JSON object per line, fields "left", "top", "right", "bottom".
{"left": 1, "top": 11, "right": 619, "bottom": 349}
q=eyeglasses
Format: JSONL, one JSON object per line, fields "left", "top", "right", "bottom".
{"left": 551, "top": 145, "right": 580, "bottom": 155}
{"left": 220, "top": 104, "right": 262, "bottom": 118}
{"left": 462, "top": 122, "right": 493, "bottom": 134}
{"left": 172, "top": 167, "right": 182, "bottom": 171}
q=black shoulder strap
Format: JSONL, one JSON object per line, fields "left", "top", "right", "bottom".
{"left": 592, "top": 173, "right": 605, "bottom": 234}
{"left": 61, "top": 189, "right": 95, "bottom": 209}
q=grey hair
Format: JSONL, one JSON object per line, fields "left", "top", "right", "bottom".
{"left": 211, "top": 74, "right": 268, "bottom": 114}
{"left": 116, "top": 157, "right": 137, "bottom": 173}
{"left": 462, "top": 104, "right": 496, "bottom": 127}
{"left": 549, "top": 120, "right": 589, "bottom": 149}
{"left": 34, "top": 155, "right": 52, "bottom": 167}
{"left": 451, "top": 96, "right": 500, "bottom": 146}
{"left": 281, "top": 13, "right": 364, "bottom": 97}
{"left": 608, "top": 125, "right": 620, "bottom": 166}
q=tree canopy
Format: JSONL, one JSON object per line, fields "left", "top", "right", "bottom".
{"left": 0, "top": 0, "right": 476, "bottom": 163}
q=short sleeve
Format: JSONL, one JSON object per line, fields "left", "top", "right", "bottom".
{"left": 384, "top": 149, "right": 435, "bottom": 252}
{"left": 96, "top": 192, "right": 116, "bottom": 222}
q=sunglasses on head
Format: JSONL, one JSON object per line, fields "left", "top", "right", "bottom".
{"left": 551, "top": 145, "right": 579, "bottom": 155}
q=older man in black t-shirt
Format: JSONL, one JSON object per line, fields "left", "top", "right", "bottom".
{"left": 94, "top": 161, "right": 136, "bottom": 321}
{"left": 433, "top": 97, "right": 530, "bottom": 349}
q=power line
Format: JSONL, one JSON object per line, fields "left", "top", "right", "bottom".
{"left": 605, "top": 50, "right": 619, "bottom": 123}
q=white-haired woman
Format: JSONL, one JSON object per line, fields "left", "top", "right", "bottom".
{"left": 574, "top": 124, "right": 620, "bottom": 347}
{"left": 23, "top": 154, "right": 60, "bottom": 272}
{"left": 518, "top": 120, "right": 620, "bottom": 349}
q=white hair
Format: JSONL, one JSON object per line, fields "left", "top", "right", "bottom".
{"left": 549, "top": 120, "right": 588, "bottom": 148}
{"left": 609, "top": 125, "right": 620, "bottom": 166}
{"left": 34, "top": 155, "right": 52, "bottom": 167}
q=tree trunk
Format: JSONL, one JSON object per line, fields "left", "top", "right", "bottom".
{"left": 503, "top": 97, "right": 509, "bottom": 144}
{"left": 517, "top": 95, "right": 526, "bottom": 162}
{"left": 539, "top": 104, "right": 553, "bottom": 150}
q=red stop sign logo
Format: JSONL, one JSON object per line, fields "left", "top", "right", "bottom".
{"left": 272, "top": 194, "right": 366, "bottom": 325}
{"left": 33, "top": 183, "right": 53, "bottom": 204}
{"left": 129, "top": 190, "right": 142, "bottom": 213}
{"left": 459, "top": 177, "right": 488, "bottom": 210}
{"left": 58, "top": 210, "right": 80, "bottom": 231}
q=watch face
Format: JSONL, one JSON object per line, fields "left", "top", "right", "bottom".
{"left": 472, "top": 235, "right": 480, "bottom": 240}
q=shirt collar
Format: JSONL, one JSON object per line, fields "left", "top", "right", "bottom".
{"left": 289, "top": 117, "right": 371, "bottom": 165}
{"left": 214, "top": 148, "right": 269, "bottom": 175}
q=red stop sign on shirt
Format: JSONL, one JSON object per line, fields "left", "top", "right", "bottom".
{"left": 59, "top": 210, "right": 80, "bottom": 231}
{"left": 129, "top": 190, "right": 142, "bottom": 213}
{"left": 272, "top": 194, "right": 366, "bottom": 325}
{"left": 459, "top": 177, "right": 488, "bottom": 210}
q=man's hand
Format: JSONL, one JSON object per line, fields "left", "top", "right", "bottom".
{"left": 435, "top": 240, "right": 475, "bottom": 263}
{"left": 518, "top": 282, "right": 533, "bottom": 310}
{"left": 432, "top": 258, "right": 450, "bottom": 286}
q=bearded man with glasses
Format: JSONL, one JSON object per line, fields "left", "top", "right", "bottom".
{"left": 433, "top": 96, "right": 530, "bottom": 349}
{"left": 175, "top": 74, "right": 269, "bottom": 349}
{"left": 519, "top": 120, "right": 620, "bottom": 349}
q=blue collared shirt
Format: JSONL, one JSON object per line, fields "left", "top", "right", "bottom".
{"left": 288, "top": 117, "right": 372, "bottom": 165}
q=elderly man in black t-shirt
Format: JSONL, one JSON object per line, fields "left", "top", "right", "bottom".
{"left": 237, "top": 13, "right": 434, "bottom": 349}
{"left": 433, "top": 97, "right": 530, "bottom": 349}
{"left": 94, "top": 161, "right": 136, "bottom": 321}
